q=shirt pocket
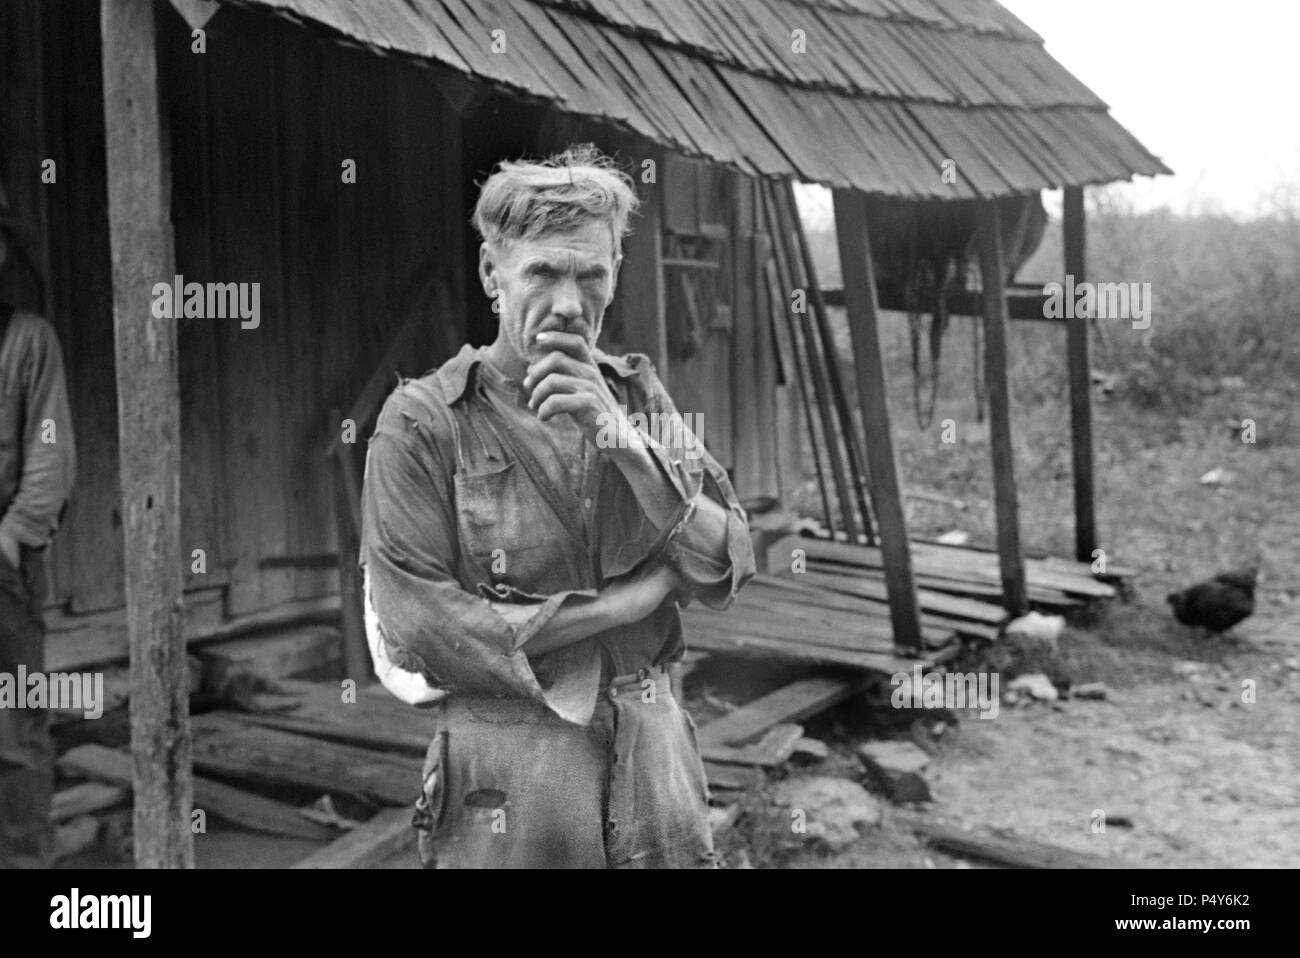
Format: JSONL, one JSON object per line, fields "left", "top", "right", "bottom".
{"left": 454, "top": 460, "right": 570, "bottom": 589}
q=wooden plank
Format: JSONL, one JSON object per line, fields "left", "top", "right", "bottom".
{"left": 45, "top": 594, "right": 341, "bottom": 672}
{"left": 205, "top": 14, "right": 293, "bottom": 617}
{"left": 618, "top": 145, "right": 669, "bottom": 380}
{"left": 696, "top": 675, "right": 871, "bottom": 748}
{"left": 292, "top": 806, "right": 414, "bottom": 869}
{"left": 196, "top": 624, "right": 343, "bottom": 689}
{"left": 211, "top": 680, "right": 437, "bottom": 756}
{"left": 333, "top": 445, "right": 370, "bottom": 684}
{"left": 749, "top": 225, "right": 781, "bottom": 504}
{"left": 713, "top": 589, "right": 956, "bottom": 648}
{"left": 57, "top": 744, "right": 334, "bottom": 841}
{"left": 687, "top": 626, "right": 928, "bottom": 673}
{"left": 764, "top": 182, "right": 859, "bottom": 543}
{"left": 1063, "top": 186, "right": 1096, "bottom": 563}
{"left": 777, "top": 534, "right": 1111, "bottom": 599}
{"left": 764, "top": 257, "right": 833, "bottom": 534}
{"left": 701, "top": 723, "right": 804, "bottom": 767}
{"left": 786, "top": 570, "right": 1009, "bottom": 625}
{"left": 101, "top": 0, "right": 192, "bottom": 869}
{"left": 778, "top": 180, "right": 874, "bottom": 541}
{"left": 891, "top": 809, "right": 1135, "bottom": 869}
{"left": 977, "top": 200, "right": 1029, "bottom": 615}
{"left": 189, "top": 714, "right": 420, "bottom": 806}
{"left": 831, "top": 189, "right": 924, "bottom": 651}
{"left": 51, "top": 782, "right": 129, "bottom": 823}
{"left": 749, "top": 575, "right": 1003, "bottom": 641}
{"left": 704, "top": 761, "right": 764, "bottom": 792}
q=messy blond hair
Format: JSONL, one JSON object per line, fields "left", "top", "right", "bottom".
{"left": 472, "top": 144, "right": 640, "bottom": 254}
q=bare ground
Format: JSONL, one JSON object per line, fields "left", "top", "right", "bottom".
{"left": 713, "top": 332, "right": 1300, "bottom": 868}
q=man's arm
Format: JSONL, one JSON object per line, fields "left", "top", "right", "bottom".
{"left": 0, "top": 315, "right": 76, "bottom": 566}
{"left": 524, "top": 333, "right": 755, "bottom": 609}
{"left": 361, "top": 411, "right": 678, "bottom": 714}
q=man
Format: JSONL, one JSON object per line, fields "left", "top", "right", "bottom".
{"left": 361, "top": 144, "right": 754, "bottom": 868}
{"left": 0, "top": 178, "right": 76, "bottom": 868}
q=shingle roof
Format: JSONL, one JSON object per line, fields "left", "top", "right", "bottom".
{"left": 216, "top": 0, "right": 1170, "bottom": 198}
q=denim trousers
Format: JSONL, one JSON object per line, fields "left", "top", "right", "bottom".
{"left": 0, "top": 546, "right": 52, "bottom": 868}
{"left": 414, "top": 667, "right": 715, "bottom": 868}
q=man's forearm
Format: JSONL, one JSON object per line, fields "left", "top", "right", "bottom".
{"left": 492, "top": 593, "right": 618, "bottom": 657}
{"left": 603, "top": 433, "right": 731, "bottom": 565}
{"left": 495, "top": 563, "right": 678, "bottom": 658}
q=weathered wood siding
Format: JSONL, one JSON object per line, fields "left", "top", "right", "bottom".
{"left": 23, "top": 1, "right": 465, "bottom": 618}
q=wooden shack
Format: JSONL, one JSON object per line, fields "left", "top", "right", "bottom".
{"left": 0, "top": 0, "right": 1166, "bottom": 865}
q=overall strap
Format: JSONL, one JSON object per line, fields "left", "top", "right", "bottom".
{"left": 476, "top": 395, "right": 589, "bottom": 556}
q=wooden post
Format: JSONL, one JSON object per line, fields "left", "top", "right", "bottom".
{"left": 1063, "top": 186, "right": 1096, "bottom": 563}
{"left": 831, "top": 189, "right": 923, "bottom": 651}
{"left": 332, "top": 440, "right": 371, "bottom": 685}
{"left": 619, "top": 145, "right": 669, "bottom": 382}
{"left": 764, "top": 182, "right": 859, "bottom": 544}
{"left": 976, "top": 200, "right": 1028, "bottom": 615}
{"left": 102, "top": 0, "right": 193, "bottom": 867}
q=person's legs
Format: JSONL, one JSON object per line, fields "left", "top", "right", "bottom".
{"left": 0, "top": 547, "right": 53, "bottom": 868}
{"left": 416, "top": 696, "right": 609, "bottom": 868}
{"left": 605, "top": 672, "right": 715, "bottom": 869}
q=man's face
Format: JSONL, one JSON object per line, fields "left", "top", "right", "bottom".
{"left": 480, "top": 218, "right": 620, "bottom": 365}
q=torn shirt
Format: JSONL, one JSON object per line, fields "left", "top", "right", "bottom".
{"left": 359, "top": 342, "right": 754, "bottom": 724}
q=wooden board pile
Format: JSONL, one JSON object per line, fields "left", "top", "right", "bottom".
{"left": 683, "top": 534, "right": 1125, "bottom": 674}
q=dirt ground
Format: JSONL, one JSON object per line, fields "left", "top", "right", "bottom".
{"left": 710, "top": 339, "right": 1300, "bottom": 869}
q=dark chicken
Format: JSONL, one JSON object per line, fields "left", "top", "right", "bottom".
{"left": 1166, "top": 567, "right": 1257, "bottom": 633}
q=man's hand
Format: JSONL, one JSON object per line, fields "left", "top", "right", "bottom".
{"left": 522, "top": 332, "right": 624, "bottom": 441}
{"left": 0, "top": 531, "right": 19, "bottom": 569}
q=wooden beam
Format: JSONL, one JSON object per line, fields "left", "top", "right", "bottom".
{"left": 101, "top": 0, "right": 193, "bottom": 869}
{"left": 765, "top": 181, "right": 860, "bottom": 544}
{"left": 333, "top": 444, "right": 371, "bottom": 685}
{"left": 976, "top": 201, "right": 1028, "bottom": 615}
{"left": 779, "top": 181, "right": 875, "bottom": 543}
{"left": 292, "top": 807, "right": 415, "bottom": 869}
{"left": 891, "top": 809, "right": 1135, "bottom": 869}
{"left": 820, "top": 285, "right": 1062, "bottom": 321}
{"left": 59, "top": 744, "right": 334, "bottom": 841}
{"left": 619, "top": 145, "right": 669, "bottom": 381}
{"left": 831, "top": 189, "right": 924, "bottom": 651}
{"left": 696, "top": 674, "right": 870, "bottom": 748}
{"left": 764, "top": 258, "right": 835, "bottom": 536}
{"left": 1063, "top": 186, "right": 1096, "bottom": 562}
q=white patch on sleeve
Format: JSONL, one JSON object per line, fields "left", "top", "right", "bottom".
{"left": 363, "top": 566, "right": 443, "bottom": 705}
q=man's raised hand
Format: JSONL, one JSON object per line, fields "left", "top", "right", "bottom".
{"left": 522, "top": 331, "right": 622, "bottom": 439}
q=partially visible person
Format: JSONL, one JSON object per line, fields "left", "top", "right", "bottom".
{"left": 0, "top": 177, "right": 76, "bottom": 868}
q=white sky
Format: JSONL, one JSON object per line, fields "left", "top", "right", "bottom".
{"left": 798, "top": 1, "right": 1300, "bottom": 222}
{"left": 999, "top": 0, "right": 1300, "bottom": 216}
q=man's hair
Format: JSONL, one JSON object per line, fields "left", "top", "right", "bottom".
{"left": 472, "top": 144, "right": 640, "bottom": 254}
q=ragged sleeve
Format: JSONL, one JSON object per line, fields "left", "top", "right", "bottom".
{"left": 620, "top": 356, "right": 756, "bottom": 610}
{"left": 359, "top": 385, "right": 600, "bottom": 722}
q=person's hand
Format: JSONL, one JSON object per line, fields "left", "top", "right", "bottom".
{"left": 0, "top": 531, "right": 19, "bottom": 569}
{"left": 522, "top": 332, "right": 624, "bottom": 442}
